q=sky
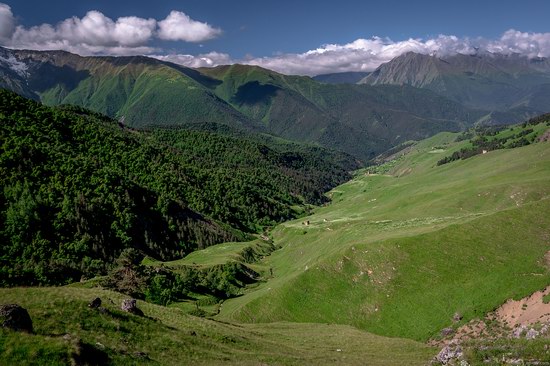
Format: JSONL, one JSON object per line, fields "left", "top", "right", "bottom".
{"left": 1, "top": 0, "right": 550, "bottom": 75}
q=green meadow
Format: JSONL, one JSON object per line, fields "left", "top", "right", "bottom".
{"left": 219, "top": 129, "right": 550, "bottom": 343}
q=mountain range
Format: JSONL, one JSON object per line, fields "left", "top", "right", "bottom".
{"left": 2, "top": 46, "right": 550, "bottom": 160}
{"left": 360, "top": 51, "right": 550, "bottom": 124}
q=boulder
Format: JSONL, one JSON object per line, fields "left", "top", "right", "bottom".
{"left": 435, "top": 340, "right": 463, "bottom": 364}
{"left": 88, "top": 297, "right": 101, "bottom": 309}
{"left": 121, "top": 299, "right": 144, "bottom": 316}
{"left": 0, "top": 304, "right": 33, "bottom": 332}
{"left": 525, "top": 328, "right": 540, "bottom": 340}
{"left": 512, "top": 325, "right": 527, "bottom": 338}
{"left": 440, "top": 327, "right": 455, "bottom": 337}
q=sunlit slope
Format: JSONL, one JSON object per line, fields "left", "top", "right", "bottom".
{"left": 0, "top": 287, "right": 434, "bottom": 365}
{"left": 219, "top": 132, "right": 550, "bottom": 341}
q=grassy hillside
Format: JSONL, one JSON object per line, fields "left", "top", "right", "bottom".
{"left": 10, "top": 50, "right": 254, "bottom": 130}
{"left": 200, "top": 64, "right": 480, "bottom": 159}
{"left": 313, "top": 71, "right": 371, "bottom": 84}
{"left": 0, "top": 90, "right": 358, "bottom": 285}
{"left": 0, "top": 287, "right": 435, "bottom": 365}
{"left": 215, "top": 120, "right": 550, "bottom": 342}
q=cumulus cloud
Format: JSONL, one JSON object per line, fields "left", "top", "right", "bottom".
{"left": 148, "top": 29, "right": 550, "bottom": 75}
{"left": 487, "top": 29, "right": 550, "bottom": 58}
{"left": 148, "top": 35, "right": 483, "bottom": 75}
{"left": 0, "top": 3, "right": 15, "bottom": 41}
{"left": 173, "top": 31, "right": 550, "bottom": 76}
{"left": 0, "top": 4, "right": 221, "bottom": 55}
{"left": 1, "top": 2, "right": 550, "bottom": 76}
{"left": 158, "top": 11, "right": 221, "bottom": 42}
{"left": 154, "top": 51, "right": 233, "bottom": 68}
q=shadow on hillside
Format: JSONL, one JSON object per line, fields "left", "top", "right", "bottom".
{"left": 28, "top": 63, "right": 90, "bottom": 92}
{"left": 232, "top": 81, "right": 280, "bottom": 105}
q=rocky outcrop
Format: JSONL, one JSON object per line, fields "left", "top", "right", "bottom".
{"left": 434, "top": 340, "right": 463, "bottom": 365}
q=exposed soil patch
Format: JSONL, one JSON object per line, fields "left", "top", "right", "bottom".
{"left": 494, "top": 286, "right": 550, "bottom": 328}
{"left": 432, "top": 285, "right": 550, "bottom": 347}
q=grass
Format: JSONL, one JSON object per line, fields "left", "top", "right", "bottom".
{"left": 464, "top": 337, "right": 550, "bottom": 365}
{"left": 2, "top": 127, "right": 550, "bottom": 364}
{"left": 217, "top": 132, "right": 550, "bottom": 342}
{"left": 163, "top": 240, "right": 260, "bottom": 267}
{"left": 0, "top": 287, "right": 434, "bottom": 365}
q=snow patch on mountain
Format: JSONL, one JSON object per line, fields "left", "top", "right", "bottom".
{"left": 0, "top": 54, "right": 28, "bottom": 77}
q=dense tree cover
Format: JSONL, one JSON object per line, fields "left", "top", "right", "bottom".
{"left": 149, "top": 127, "right": 359, "bottom": 225}
{"left": 0, "top": 90, "right": 358, "bottom": 286}
{"left": 437, "top": 117, "right": 549, "bottom": 166}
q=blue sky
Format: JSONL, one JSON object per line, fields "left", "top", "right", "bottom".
{"left": 2, "top": 0, "right": 550, "bottom": 75}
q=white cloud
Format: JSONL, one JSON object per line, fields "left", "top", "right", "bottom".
{"left": 487, "top": 29, "right": 550, "bottom": 58}
{"left": 157, "top": 11, "right": 221, "bottom": 42}
{"left": 154, "top": 51, "right": 232, "bottom": 68}
{"left": 230, "top": 31, "right": 550, "bottom": 75}
{"left": 150, "top": 35, "right": 482, "bottom": 75}
{"left": 0, "top": 3, "right": 15, "bottom": 41}
{"left": 0, "top": 4, "right": 221, "bottom": 55}
{"left": 54, "top": 11, "right": 157, "bottom": 47}
{"left": 1, "top": 2, "right": 549, "bottom": 76}
{"left": 149, "top": 29, "right": 550, "bottom": 75}
{"left": 242, "top": 35, "right": 482, "bottom": 75}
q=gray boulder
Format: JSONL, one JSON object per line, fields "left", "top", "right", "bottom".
{"left": 121, "top": 299, "right": 144, "bottom": 316}
{"left": 435, "top": 340, "right": 463, "bottom": 364}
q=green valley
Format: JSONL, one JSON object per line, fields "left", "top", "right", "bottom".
{"left": 2, "top": 89, "right": 549, "bottom": 364}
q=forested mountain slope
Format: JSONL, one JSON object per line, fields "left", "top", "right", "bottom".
{"left": 0, "top": 90, "right": 358, "bottom": 285}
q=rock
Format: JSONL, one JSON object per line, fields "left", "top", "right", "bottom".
{"left": 512, "top": 325, "right": 527, "bottom": 338}
{"left": 453, "top": 312, "right": 463, "bottom": 322}
{"left": 0, "top": 304, "right": 33, "bottom": 332}
{"left": 121, "top": 299, "right": 144, "bottom": 316}
{"left": 134, "top": 351, "right": 148, "bottom": 359}
{"left": 525, "top": 328, "right": 539, "bottom": 340}
{"left": 440, "top": 327, "right": 455, "bottom": 337}
{"left": 435, "top": 340, "right": 463, "bottom": 364}
{"left": 88, "top": 297, "right": 101, "bottom": 309}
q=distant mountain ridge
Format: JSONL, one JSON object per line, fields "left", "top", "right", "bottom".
{"left": 0, "top": 46, "right": 482, "bottom": 160}
{"left": 313, "top": 71, "right": 371, "bottom": 84}
{"left": 360, "top": 51, "right": 550, "bottom": 123}
{"left": 8, "top": 48, "right": 550, "bottom": 158}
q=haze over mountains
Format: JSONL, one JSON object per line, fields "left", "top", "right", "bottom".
{"left": 3, "top": 46, "right": 550, "bottom": 160}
